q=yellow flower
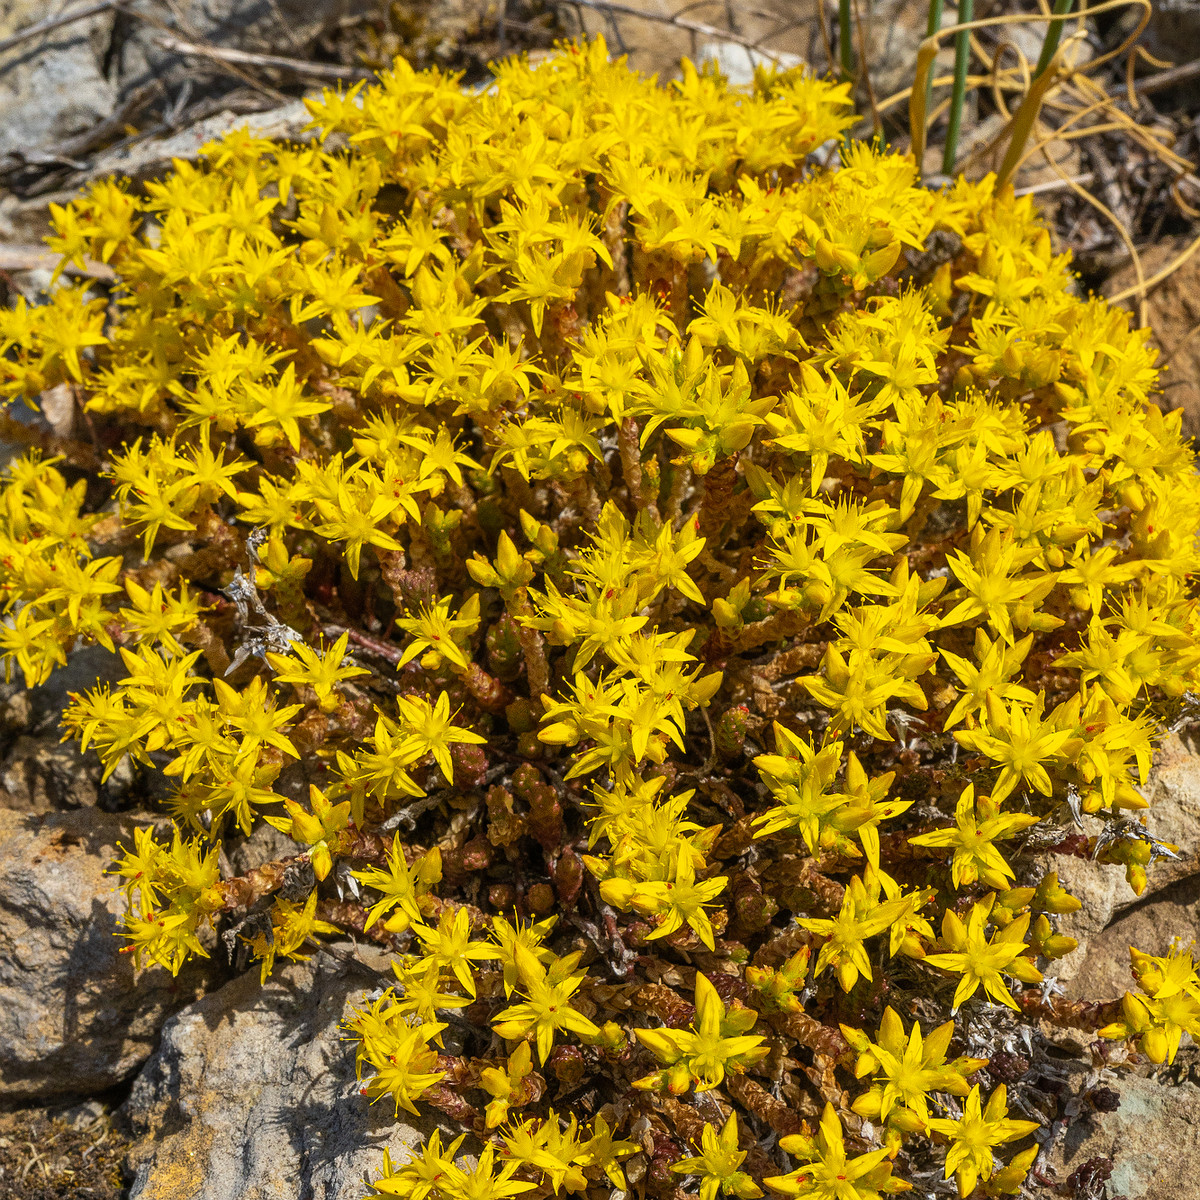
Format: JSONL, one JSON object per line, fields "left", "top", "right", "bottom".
{"left": 396, "top": 594, "right": 481, "bottom": 672}
{"left": 924, "top": 898, "right": 1043, "bottom": 1011}
{"left": 264, "top": 786, "right": 352, "bottom": 880}
{"left": 908, "top": 784, "right": 1039, "bottom": 889}
{"left": 841, "top": 1007, "right": 987, "bottom": 1147}
{"left": 633, "top": 972, "right": 767, "bottom": 1094}
{"left": 266, "top": 632, "right": 368, "bottom": 711}
{"left": 244, "top": 889, "right": 339, "bottom": 983}
{"left": 926, "top": 1085, "right": 1039, "bottom": 1199}
{"left": 672, "top": 1113, "right": 763, "bottom": 1200}
{"left": 492, "top": 943, "right": 600, "bottom": 1064}
{"left": 764, "top": 1103, "right": 910, "bottom": 1199}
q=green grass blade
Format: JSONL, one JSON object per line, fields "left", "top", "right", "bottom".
{"left": 839, "top": 0, "right": 855, "bottom": 80}
{"left": 941, "top": 0, "right": 973, "bottom": 175}
{"left": 923, "top": 0, "right": 945, "bottom": 118}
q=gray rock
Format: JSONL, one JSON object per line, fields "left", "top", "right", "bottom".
{"left": 125, "top": 948, "right": 438, "bottom": 1200}
{"left": 988, "top": 17, "right": 1094, "bottom": 75}
{"left": 699, "top": 41, "right": 802, "bottom": 88}
{"left": 0, "top": 646, "right": 136, "bottom": 811}
{"left": 0, "top": 735, "right": 100, "bottom": 812}
{"left": 58, "top": 1097, "right": 108, "bottom": 1129}
{"left": 0, "top": 808, "right": 212, "bottom": 1098}
{"left": 0, "top": 0, "right": 364, "bottom": 175}
{"left": 863, "top": 0, "right": 953, "bottom": 101}
{"left": 1049, "top": 1072, "right": 1200, "bottom": 1199}
{"left": 1139, "top": 732, "right": 1200, "bottom": 886}
{"left": 85, "top": 98, "right": 314, "bottom": 185}
{"left": 24, "top": 644, "right": 125, "bottom": 734}
{"left": 117, "top": 0, "right": 371, "bottom": 90}
{"left": 1065, "top": 873, "right": 1200, "bottom": 1003}
{"left": 225, "top": 819, "right": 299, "bottom": 878}
{"left": 1044, "top": 850, "right": 1130, "bottom": 991}
{"left": 1040, "top": 733, "right": 1200, "bottom": 994}
{"left": 561, "top": 0, "right": 821, "bottom": 85}
{"left": 0, "top": 2, "right": 118, "bottom": 160}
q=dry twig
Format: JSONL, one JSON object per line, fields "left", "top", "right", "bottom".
{"left": 0, "top": 0, "right": 122, "bottom": 56}
{"left": 0, "top": 245, "right": 114, "bottom": 280}
{"left": 152, "top": 34, "right": 375, "bottom": 83}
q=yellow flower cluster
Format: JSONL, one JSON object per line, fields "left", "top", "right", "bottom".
{"left": 2, "top": 34, "right": 1198, "bottom": 1200}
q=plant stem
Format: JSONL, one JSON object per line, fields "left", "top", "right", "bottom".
{"left": 941, "top": 0, "right": 973, "bottom": 175}
{"left": 922, "top": 0, "right": 944, "bottom": 121}
{"left": 838, "top": 0, "right": 855, "bottom": 80}
{"left": 1033, "top": 0, "right": 1075, "bottom": 80}
{"left": 995, "top": 59, "right": 1063, "bottom": 191}
{"left": 994, "top": 0, "right": 1077, "bottom": 191}
{"left": 909, "top": 35, "right": 941, "bottom": 173}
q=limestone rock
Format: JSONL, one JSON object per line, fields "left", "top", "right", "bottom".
{"left": 0, "top": 2, "right": 117, "bottom": 160}
{"left": 863, "top": 0, "right": 950, "bottom": 102}
{"left": 0, "top": 808, "right": 211, "bottom": 1098}
{"left": 225, "top": 818, "right": 300, "bottom": 877}
{"left": 1050, "top": 1072, "right": 1200, "bottom": 1199}
{"left": 125, "top": 949, "right": 437, "bottom": 1200}
{"left": 699, "top": 42, "right": 802, "bottom": 89}
{"left": 115, "top": 0, "right": 373, "bottom": 101}
{"left": 21, "top": 645, "right": 125, "bottom": 735}
{"left": 0, "top": 0, "right": 363, "bottom": 171}
{"left": 85, "top": 98, "right": 314, "bottom": 185}
{"left": 1139, "top": 0, "right": 1200, "bottom": 80}
{"left": 986, "top": 17, "right": 1094, "bottom": 77}
{"left": 0, "top": 735, "right": 100, "bottom": 812}
{"left": 1135, "top": 732, "right": 1200, "bottom": 883}
{"left": 0, "top": 647, "right": 139, "bottom": 813}
{"left": 1064, "top": 873, "right": 1200, "bottom": 1003}
{"left": 563, "top": 0, "right": 822, "bottom": 83}
{"left": 561, "top": 0, "right": 941, "bottom": 97}
{"left": 1043, "top": 851, "right": 1128, "bottom": 991}
{"left": 130, "top": 0, "right": 366, "bottom": 59}
{"left": 1044, "top": 733, "right": 1200, "bottom": 993}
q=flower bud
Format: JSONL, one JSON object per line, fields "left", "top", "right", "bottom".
{"left": 1142, "top": 1027, "right": 1169, "bottom": 1063}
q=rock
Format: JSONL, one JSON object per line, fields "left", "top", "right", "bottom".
{"left": 58, "top": 1097, "right": 108, "bottom": 1130}
{"left": 562, "top": 0, "right": 821, "bottom": 83}
{"left": 0, "top": 682, "right": 32, "bottom": 739}
{"left": 38, "top": 381, "right": 77, "bottom": 439}
{"left": 0, "top": 734, "right": 100, "bottom": 812}
{"left": 988, "top": 18, "right": 1094, "bottom": 76}
{"left": 1040, "top": 734, "right": 1200, "bottom": 994}
{"left": 1043, "top": 851, "right": 1129, "bottom": 992}
{"left": 113, "top": 0, "right": 373, "bottom": 106}
{"left": 1065, "top": 873, "right": 1200, "bottom": 1003}
{"left": 1139, "top": 732, "right": 1200, "bottom": 885}
{"left": 1139, "top": 0, "right": 1200, "bottom": 83}
{"left": 934, "top": 113, "right": 1079, "bottom": 188}
{"left": 1013, "top": 134, "right": 1081, "bottom": 196}
{"left": 864, "top": 0, "right": 952, "bottom": 103}
{"left": 84, "top": 98, "right": 314, "bottom": 186}
{"left": 125, "top": 948, "right": 438, "bottom": 1200}
{"left": 0, "top": 808, "right": 212, "bottom": 1099}
{"left": 23, "top": 644, "right": 126, "bottom": 734}
{"left": 0, "top": 3, "right": 118, "bottom": 160}
{"left": 562, "top": 0, "right": 949, "bottom": 99}
{"left": 0, "top": 0, "right": 364, "bottom": 181}
{"left": 699, "top": 41, "right": 802, "bottom": 89}
{"left": 1049, "top": 1072, "right": 1200, "bottom": 1198}
{"left": 224, "top": 818, "right": 298, "bottom": 877}
{"left": 0, "top": 647, "right": 135, "bottom": 812}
